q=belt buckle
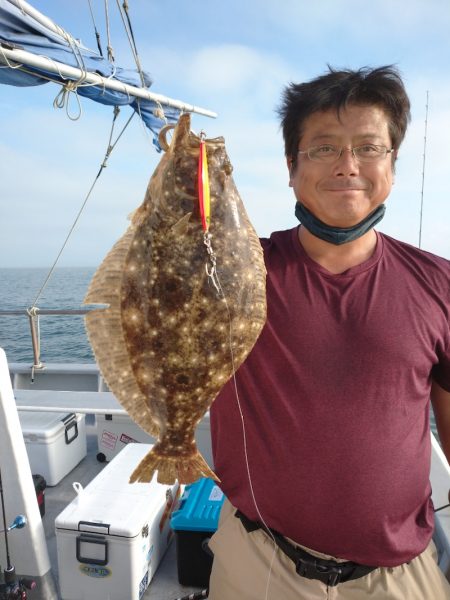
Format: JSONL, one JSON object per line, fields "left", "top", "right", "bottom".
{"left": 326, "top": 568, "right": 342, "bottom": 587}
{"left": 296, "top": 557, "right": 343, "bottom": 587}
{"left": 315, "top": 562, "right": 343, "bottom": 587}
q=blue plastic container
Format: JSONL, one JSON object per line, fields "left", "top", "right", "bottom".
{"left": 170, "top": 478, "right": 226, "bottom": 586}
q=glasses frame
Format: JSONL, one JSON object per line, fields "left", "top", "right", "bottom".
{"left": 297, "top": 144, "right": 395, "bottom": 163}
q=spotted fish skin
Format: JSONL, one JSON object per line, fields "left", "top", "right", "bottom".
{"left": 85, "top": 113, "right": 266, "bottom": 484}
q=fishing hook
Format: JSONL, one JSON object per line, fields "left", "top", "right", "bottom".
{"left": 203, "top": 232, "right": 222, "bottom": 297}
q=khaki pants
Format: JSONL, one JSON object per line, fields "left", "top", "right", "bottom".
{"left": 208, "top": 501, "right": 450, "bottom": 599}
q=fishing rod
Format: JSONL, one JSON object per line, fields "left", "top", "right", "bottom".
{"left": 0, "top": 469, "right": 36, "bottom": 599}
{"left": 418, "top": 91, "right": 429, "bottom": 249}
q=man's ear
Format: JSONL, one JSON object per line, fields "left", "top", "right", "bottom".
{"left": 391, "top": 149, "right": 398, "bottom": 179}
{"left": 287, "top": 157, "right": 294, "bottom": 187}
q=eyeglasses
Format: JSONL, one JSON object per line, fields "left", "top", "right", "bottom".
{"left": 297, "top": 144, "right": 395, "bottom": 163}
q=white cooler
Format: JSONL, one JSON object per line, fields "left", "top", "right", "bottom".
{"left": 96, "top": 412, "right": 213, "bottom": 467}
{"left": 55, "top": 443, "right": 181, "bottom": 600}
{"left": 96, "top": 414, "right": 155, "bottom": 462}
{"left": 19, "top": 411, "right": 87, "bottom": 486}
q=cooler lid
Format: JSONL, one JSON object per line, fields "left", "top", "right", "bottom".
{"left": 170, "top": 477, "right": 225, "bottom": 532}
{"left": 19, "top": 411, "right": 77, "bottom": 441}
{"left": 55, "top": 492, "right": 162, "bottom": 537}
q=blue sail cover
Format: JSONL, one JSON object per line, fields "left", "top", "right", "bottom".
{"left": 0, "top": 0, "right": 180, "bottom": 149}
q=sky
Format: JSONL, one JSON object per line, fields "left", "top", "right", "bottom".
{"left": 1, "top": 0, "right": 450, "bottom": 268}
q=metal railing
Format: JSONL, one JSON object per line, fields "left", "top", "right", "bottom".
{"left": 0, "top": 307, "right": 100, "bottom": 371}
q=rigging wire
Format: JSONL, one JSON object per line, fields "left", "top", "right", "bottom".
{"left": 87, "top": 0, "right": 104, "bottom": 57}
{"left": 115, "top": 0, "right": 147, "bottom": 88}
{"left": 30, "top": 106, "right": 135, "bottom": 308}
{"left": 419, "top": 91, "right": 429, "bottom": 249}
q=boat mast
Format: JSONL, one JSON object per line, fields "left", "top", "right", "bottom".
{"left": 418, "top": 91, "right": 429, "bottom": 249}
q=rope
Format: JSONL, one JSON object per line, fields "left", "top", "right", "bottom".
{"left": 31, "top": 106, "right": 134, "bottom": 307}
{"left": 53, "top": 80, "right": 84, "bottom": 120}
{"left": 57, "top": 24, "right": 89, "bottom": 80}
{"left": 29, "top": 7, "right": 113, "bottom": 112}
{"left": 53, "top": 24, "right": 92, "bottom": 111}
{"left": 134, "top": 98, "right": 168, "bottom": 149}
{"left": 15, "top": 0, "right": 27, "bottom": 15}
{"left": 2, "top": 1, "right": 114, "bottom": 98}
{"left": 0, "top": 58, "right": 114, "bottom": 115}
{"left": 153, "top": 104, "right": 166, "bottom": 121}
{"left": 1, "top": 41, "right": 119, "bottom": 119}
{"left": 104, "top": 0, "right": 115, "bottom": 63}
{"left": 0, "top": 44, "right": 24, "bottom": 70}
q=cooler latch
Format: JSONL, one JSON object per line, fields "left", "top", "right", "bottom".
{"left": 62, "top": 413, "right": 79, "bottom": 445}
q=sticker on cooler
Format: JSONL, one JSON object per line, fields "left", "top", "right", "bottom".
{"left": 79, "top": 564, "right": 112, "bottom": 578}
{"left": 159, "top": 484, "right": 182, "bottom": 532}
{"left": 120, "top": 432, "right": 139, "bottom": 445}
{"left": 209, "top": 485, "right": 224, "bottom": 502}
{"left": 101, "top": 430, "right": 118, "bottom": 450}
{"left": 139, "top": 572, "right": 149, "bottom": 599}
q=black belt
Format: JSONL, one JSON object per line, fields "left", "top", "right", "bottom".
{"left": 235, "top": 510, "right": 377, "bottom": 587}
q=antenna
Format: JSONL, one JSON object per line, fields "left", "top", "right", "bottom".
{"left": 419, "top": 91, "right": 429, "bottom": 249}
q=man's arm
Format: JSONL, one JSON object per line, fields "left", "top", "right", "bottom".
{"left": 431, "top": 379, "right": 450, "bottom": 465}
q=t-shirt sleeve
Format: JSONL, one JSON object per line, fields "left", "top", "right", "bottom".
{"left": 432, "top": 291, "right": 450, "bottom": 392}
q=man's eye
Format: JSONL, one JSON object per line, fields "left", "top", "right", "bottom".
{"left": 358, "top": 144, "right": 379, "bottom": 154}
{"left": 316, "top": 145, "right": 336, "bottom": 154}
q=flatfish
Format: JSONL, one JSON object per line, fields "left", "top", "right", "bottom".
{"left": 84, "top": 113, "right": 266, "bottom": 484}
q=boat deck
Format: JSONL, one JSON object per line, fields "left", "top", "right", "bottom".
{"left": 7, "top": 363, "right": 450, "bottom": 598}
{"left": 44, "top": 418, "right": 205, "bottom": 600}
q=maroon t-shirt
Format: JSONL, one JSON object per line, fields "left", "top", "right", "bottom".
{"left": 210, "top": 227, "right": 450, "bottom": 567}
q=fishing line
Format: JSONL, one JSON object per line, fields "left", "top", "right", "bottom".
{"left": 205, "top": 238, "right": 277, "bottom": 600}
{"left": 418, "top": 91, "right": 429, "bottom": 249}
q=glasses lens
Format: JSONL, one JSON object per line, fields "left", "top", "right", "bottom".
{"left": 308, "top": 145, "right": 339, "bottom": 162}
{"left": 303, "top": 144, "right": 391, "bottom": 162}
{"left": 353, "top": 145, "right": 387, "bottom": 162}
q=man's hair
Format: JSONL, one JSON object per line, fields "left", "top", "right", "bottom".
{"left": 277, "top": 65, "right": 411, "bottom": 167}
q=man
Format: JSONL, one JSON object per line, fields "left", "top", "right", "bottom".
{"left": 208, "top": 66, "right": 450, "bottom": 599}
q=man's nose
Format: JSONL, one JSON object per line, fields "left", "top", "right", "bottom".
{"left": 332, "top": 147, "right": 359, "bottom": 176}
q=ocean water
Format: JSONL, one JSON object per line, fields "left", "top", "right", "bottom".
{"left": 0, "top": 267, "right": 95, "bottom": 363}
{"left": 0, "top": 267, "right": 439, "bottom": 436}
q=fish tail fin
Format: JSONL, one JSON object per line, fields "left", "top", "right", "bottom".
{"left": 129, "top": 445, "right": 219, "bottom": 485}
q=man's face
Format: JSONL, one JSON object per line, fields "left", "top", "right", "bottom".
{"left": 288, "top": 104, "right": 395, "bottom": 228}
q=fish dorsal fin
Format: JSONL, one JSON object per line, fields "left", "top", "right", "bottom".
{"left": 171, "top": 212, "right": 192, "bottom": 236}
